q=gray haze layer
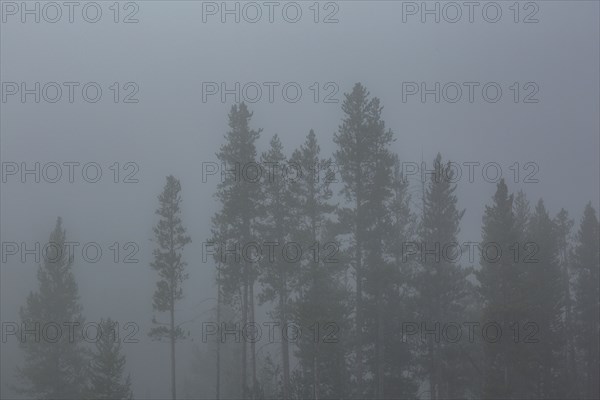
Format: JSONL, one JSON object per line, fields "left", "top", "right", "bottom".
{"left": 1, "top": 1, "right": 599, "bottom": 399}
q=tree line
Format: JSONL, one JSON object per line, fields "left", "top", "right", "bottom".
{"left": 12, "top": 83, "right": 599, "bottom": 399}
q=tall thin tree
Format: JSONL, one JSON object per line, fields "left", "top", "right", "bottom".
{"left": 476, "top": 179, "right": 530, "bottom": 398}
{"left": 149, "top": 175, "right": 191, "bottom": 400}
{"left": 524, "top": 199, "right": 566, "bottom": 398}
{"left": 257, "top": 134, "right": 297, "bottom": 399}
{"left": 572, "top": 203, "right": 600, "bottom": 399}
{"left": 414, "top": 153, "right": 470, "bottom": 399}
{"left": 333, "top": 83, "right": 395, "bottom": 397}
{"left": 553, "top": 208, "right": 577, "bottom": 397}
{"left": 289, "top": 130, "right": 349, "bottom": 399}
{"left": 212, "top": 103, "right": 262, "bottom": 398}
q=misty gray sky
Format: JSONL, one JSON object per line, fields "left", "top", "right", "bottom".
{"left": 1, "top": 1, "right": 598, "bottom": 398}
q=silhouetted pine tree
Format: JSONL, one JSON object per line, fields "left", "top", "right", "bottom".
{"left": 476, "top": 180, "right": 530, "bottom": 398}
{"left": 88, "top": 318, "right": 133, "bottom": 399}
{"left": 256, "top": 134, "right": 297, "bottom": 399}
{"left": 16, "top": 217, "right": 88, "bottom": 399}
{"left": 377, "top": 156, "right": 420, "bottom": 398}
{"left": 414, "top": 153, "right": 471, "bottom": 399}
{"left": 288, "top": 130, "right": 350, "bottom": 400}
{"left": 149, "top": 175, "right": 191, "bottom": 400}
{"left": 359, "top": 116, "right": 400, "bottom": 398}
{"left": 553, "top": 207, "right": 577, "bottom": 398}
{"left": 572, "top": 203, "right": 599, "bottom": 399}
{"left": 333, "top": 83, "right": 395, "bottom": 397}
{"left": 524, "top": 199, "right": 566, "bottom": 398}
{"left": 211, "top": 103, "right": 262, "bottom": 398}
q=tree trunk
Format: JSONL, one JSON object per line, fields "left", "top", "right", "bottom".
{"left": 281, "top": 281, "right": 290, "bottom": 399}
{"left": 377, "top": 296, "right": 384, "bottom": 398}
{"left": 355, "top": 189, "right": 363, "bottom": 395}
{"left": 250, "top": 278, "right": 257, "bottom": 399}
{"left": 216, "top": 265, "right": 222, "bottom": 400}
{"left": 171, "top": 302, "right": 177, "bottom": 400}
{"left": 242, "top": 279, "right": 248, "bottom": 398}
{"left": 429, "top": 338, "right": 436, "bottom": 400}
{"left": 313, "top": 342, "right": 319, "bottom": 400}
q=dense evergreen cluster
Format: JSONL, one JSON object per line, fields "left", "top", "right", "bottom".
{"left": 16, "top": 219, "right": 133, "bottom": 400}
{"left": 14, "top": 83, "right": 598, "bottom": 399}
{"left": 208, "top": 84, "right": 599, "bottom": 400}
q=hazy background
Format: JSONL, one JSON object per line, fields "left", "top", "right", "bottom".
{"left": 1, "top": 1, "right": 598, "bottom": 398}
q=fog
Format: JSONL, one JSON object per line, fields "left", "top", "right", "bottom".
{"left": 1, "top": 1, "right": 599, "bottom": 399}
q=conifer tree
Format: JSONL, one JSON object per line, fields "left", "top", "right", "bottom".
{"left": 149, "top": 175, "right": 191, "bottom": 400}
{"left": 381, "top": 156, "right": 419, "bottom": 399}
{"left": 256, "top": 134, "right": 297, "bottom": 399}
{"left": 360, "top": 125, "right": 399, "bottom": 398}
{"left": 88, "top": 318, "right": 133, "bottom": 399}
{"left": 414, "top": 153, "right": 470, "bottom": 399}
{"left": 288, "top": 130, "right": 350, "bottom": 399}
{"left": 524, "top": 199, "right": 566, "bottom": 398}
{"left": 572, "top": 203, "right": 599, "bottom": 399}
{"left": 333, "top": 83, "right": 395, "bottom": 396}
{"left": 476, "top": 180, "right": 529, "bottom": 398}
{"left": 16, "top": 217, "right": 88, "bottom": 399}
{"left": 212, "top": 102, "right": 262, "bottom": 397}
{"left": 553, "top": 208, "right": 577, "bottom": 397}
